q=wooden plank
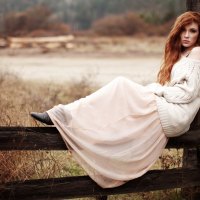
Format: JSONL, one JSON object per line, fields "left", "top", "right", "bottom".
{"left": 190, "top": 110, "right": 200, "bottom": 130}
{"left": 0, "top": 168, "right": 200, "bottom": 200}
{"left": 0, "top": 127, "right": 200, "bottom": 150}
{"left": 8, "top": 35, "right": 74, "bottom": 43}
{"left": 0, "top": 126, "right": 57, "bottom": 133}
{"left": 0, "top": 127, "right": 66, "bottom": 150}
{"left": 167, "top": 130, "right": 200, "bottom": 148}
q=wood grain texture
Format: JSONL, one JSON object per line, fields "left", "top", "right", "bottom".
{"left": 0, "top": 126, "right": 200, "bottom": 150}
{"left": 0, "top": 168, "right": 200, "bottom": 200}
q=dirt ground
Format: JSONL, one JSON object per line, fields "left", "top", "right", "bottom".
{"left": 0, "top": 36, "right": 166, "bottom": 86}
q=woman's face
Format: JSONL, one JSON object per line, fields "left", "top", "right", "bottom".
{"left": 180, "top": 22, "right": 199, "bottom": 49}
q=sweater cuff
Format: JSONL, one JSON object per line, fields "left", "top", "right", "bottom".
{"left": 146, "top": 83, "right": 164, "bottom": 96}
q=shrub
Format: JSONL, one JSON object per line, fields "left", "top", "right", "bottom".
{"left": 2, "top": 5, "right": 71, "bottom": 37}
{"left": 3, "top": 5, "right": 51, "bottom": 36}
{"left": 27, "top": 23, "right": 70, "bottom": 37}
{"left": 91, "top": 11, "right": 173, "bottom": 36}
{"left": 92, "top": 12, "right": 148, "bottom": 36}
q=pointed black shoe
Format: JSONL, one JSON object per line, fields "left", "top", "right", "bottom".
{"left": 30, "top": 112, "right": 53, "bottom": 125}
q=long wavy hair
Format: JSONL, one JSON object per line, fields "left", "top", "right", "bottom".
{"left": 157, "top": 11, "right": 200, "bottom": 85}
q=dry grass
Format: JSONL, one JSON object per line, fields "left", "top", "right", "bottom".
{"left": 0, "top": 70, "right": 96, "bottom": 126}
{"left": 0, "top": 70, "right": 183, "bottom": 199}
{"left": 0, "top": 70, "right": 95, "bottom": 184}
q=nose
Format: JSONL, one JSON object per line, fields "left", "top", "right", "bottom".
{"left": 184, "top": 31, "right": 189, "bottom": 38}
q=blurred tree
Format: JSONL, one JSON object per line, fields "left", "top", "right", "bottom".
{"left": 0, "top": 0, "right": 187, "bottom": 32}
{"left": 92, "top": 12, "right": 148, "bottom": 36}
{"left": 3, "top": 5, "right": 52, "bottom": 36}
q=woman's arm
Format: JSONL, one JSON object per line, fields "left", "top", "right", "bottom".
{"left": 147, "top": 48, "right": 200, "bottom": 104}
{"left": 162, "top": 48, "right": 200, "bottom": 103}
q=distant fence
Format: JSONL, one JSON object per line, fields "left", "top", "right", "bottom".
{"left": 0, "top": 35, "right": 75, "bottom": 50}
{"left": 0, "top": 110, "right": 200, "bottom": 200}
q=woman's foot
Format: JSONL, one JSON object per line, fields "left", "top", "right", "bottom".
{"left": 30, "top": 112, "right": 53, "bottom": 125}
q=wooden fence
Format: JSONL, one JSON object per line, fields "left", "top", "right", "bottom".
{"left": 0, "top": 110, "right": 200, "bottom": 200}
{"left": 0, "top": 35, "right": 75, "bottom": 50}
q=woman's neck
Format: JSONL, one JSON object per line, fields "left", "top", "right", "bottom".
{"left": 181, "top": 47, "right": 193, "bottom": 57}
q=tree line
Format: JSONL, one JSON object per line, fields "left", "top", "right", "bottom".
{"left": 0, "top": 0, "right": 186, "bottom": 31}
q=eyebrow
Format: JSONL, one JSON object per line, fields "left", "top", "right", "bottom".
{"left": 189, "top": 27, "right": 198, "bottom": 30}
{"left": 183, "top": 26, "right": 198, "bottom": 30}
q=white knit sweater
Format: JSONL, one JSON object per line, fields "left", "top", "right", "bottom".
{"left": 146, "top": 57, "right": 200, "bottom": 137}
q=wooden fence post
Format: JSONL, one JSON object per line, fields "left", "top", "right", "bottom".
{"left": 182, "top": 1, "right": 200, "bottom": 198}
{"left": 182, "top": 110, "right": 200, "bottom": 199}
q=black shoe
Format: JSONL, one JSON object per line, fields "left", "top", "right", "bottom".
{"left": 30, "top": 112, "right": 53, "bottom": 125}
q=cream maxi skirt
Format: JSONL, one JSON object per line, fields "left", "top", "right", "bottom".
{"left": 47, "top": 77, "right": 168, "bottom": 188}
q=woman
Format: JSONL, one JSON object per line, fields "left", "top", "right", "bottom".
{"left": 31, "top": 11, "right": 200, "bottom": 188}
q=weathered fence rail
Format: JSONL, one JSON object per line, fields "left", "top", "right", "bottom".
{"left": 0, "top": 168, "right": 200, "bottom": 200}
{"left": 0, "top": 126, "right": 200, "bottom": 150}
{"left": 0, "top": 109, "right": 200, "bottom": 200}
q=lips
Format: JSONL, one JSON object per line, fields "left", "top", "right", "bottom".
{"left": 182, "top": 40, "right": 190, "bottom": 43}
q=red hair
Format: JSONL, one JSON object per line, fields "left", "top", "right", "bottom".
{"left": 157, "top": 11, "right": 200, "bottom": 85}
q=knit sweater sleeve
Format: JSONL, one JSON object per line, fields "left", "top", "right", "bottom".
{"left": 147, "top": 58, "right": 200, "bottom": 104}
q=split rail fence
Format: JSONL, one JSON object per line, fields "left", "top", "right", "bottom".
{"left": 0, "top": 110, "right": 200, "bottom": 200}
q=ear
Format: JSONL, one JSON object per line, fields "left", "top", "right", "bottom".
{"left": 189, "top": 47, "right": 200, "bottom": 60}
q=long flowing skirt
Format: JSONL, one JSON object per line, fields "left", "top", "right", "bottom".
{"left": 47, "top": 77, "right": 168, "bottom": 188}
